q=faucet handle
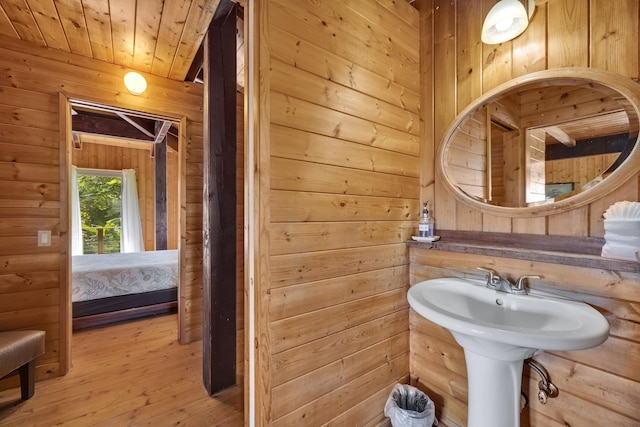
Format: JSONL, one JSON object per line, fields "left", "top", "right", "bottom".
{"left": 477, "top": 267, "right": 500, "bottom": 288}
{"left": 514, "top": 275, "right": 541, "bottom": 294}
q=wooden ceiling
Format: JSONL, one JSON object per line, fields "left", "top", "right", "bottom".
{"left": 503, "top": 82, "right": 635, "bottom": 145}
{"left": 0, "top": 0, "right": 224, "bottom": 81}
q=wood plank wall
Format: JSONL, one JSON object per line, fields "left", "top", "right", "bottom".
{"left": 252, "top": 0, "right": 421, "bottom": 424}
{"left": 72, "top": 143, "right": 179, "bottom": 251}
{"left": 0, "top": 33, "right": 205, "bottom": 388}
{"left": 546, "top": 153, "right": 619, "bottom": 190}
{"left": 412, "top": 0, "right": 640, "bottom": 425}
{"left": 446, "top": 109, "right": 487, "bottom": 200}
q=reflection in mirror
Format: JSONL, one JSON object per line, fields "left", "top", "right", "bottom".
{"left": 445, "top": 79, "right": 639, "bottom": 208}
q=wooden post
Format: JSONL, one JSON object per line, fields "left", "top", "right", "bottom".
{"left": 97, "top": 228, "right": 104, "bottom": 254}
{"left": 155, "top": 122, "right": 168, "bottom": 250}
{"left": 202, "top": 0, "right": 237, "bottom": 395}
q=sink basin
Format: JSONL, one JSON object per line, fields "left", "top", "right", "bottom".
{"left": 408, "top": 277, "right": 609, "bottom": 356}
{"left": 408, "top": 277, "right": 610, "bottom": 427}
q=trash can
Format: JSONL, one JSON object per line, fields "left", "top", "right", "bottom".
{"left": 384, "top": 383, "right": 436, "bottom": 427}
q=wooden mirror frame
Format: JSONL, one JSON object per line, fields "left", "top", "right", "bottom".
{"left": 437, "top": 68, "right": 640, "bottom": 217}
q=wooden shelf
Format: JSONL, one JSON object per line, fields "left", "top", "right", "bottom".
{"left": 407, "top": 230, "right": 639, "bottom": 273}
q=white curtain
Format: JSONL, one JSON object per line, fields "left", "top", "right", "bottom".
{"left": 121, "top": 169, "right": 145, "bottom": 253}
{"left": 70, "top": 166, "right": 83, "bottom": 255}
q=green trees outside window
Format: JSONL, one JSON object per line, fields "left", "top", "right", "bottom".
{"left": 78, "top": 174, "right": 122, "bottom": 254}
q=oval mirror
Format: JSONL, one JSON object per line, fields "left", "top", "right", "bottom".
{"left": 437, "top": 68, "right": 640, "bottom": 217}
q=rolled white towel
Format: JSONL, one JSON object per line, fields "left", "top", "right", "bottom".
{"left": 601, "top": 202, "right": 640, "bottom": 262}
{"left": 603, "top": 234, "right": 640, "bottom": 247}
{"left": 603, "top": 201, "right": 640, "bottom": 220}
{"left": 602, "top": 243, "right": 640, "bottom": 262}
{"left": 604, "top": 219, "right": 640, "bottom": 235}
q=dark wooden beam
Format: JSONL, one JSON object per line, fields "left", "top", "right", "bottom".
{"left": 545, "top": 133, "right": 629, "bottom": 161}
{"left": 72, "top": 113, "right": 154, "bottom": 141}
{"left": 202, "top": 0, "right": 237, "bottom": 395}
{"left": 155, "top": 122, "right": 168, "bottom": 251}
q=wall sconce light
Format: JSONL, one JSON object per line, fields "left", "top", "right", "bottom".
{"left": 124, "top": 71, "right": 147, "bottom": 95}
{"left": 482, "top": 0, "right": 535, "bottom": 44}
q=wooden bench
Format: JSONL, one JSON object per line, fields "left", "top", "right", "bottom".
{"left": 0, "top": 330, "right": 45, "bottom": 400}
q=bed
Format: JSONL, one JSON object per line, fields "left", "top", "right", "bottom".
{"left": 72, "top": 250, "right": 179, "bottom": 329}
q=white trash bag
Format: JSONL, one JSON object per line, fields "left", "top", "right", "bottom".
{"left": 384, "top": 383, "right": 437, "bottom": 427}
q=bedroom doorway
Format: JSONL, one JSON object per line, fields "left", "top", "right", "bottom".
{"left": 64, "top": 99, "right": 185, "bottom": 335}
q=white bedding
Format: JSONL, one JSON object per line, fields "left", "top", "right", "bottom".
{"left": 72, "top": 250, "right": 178, "bottom": 302}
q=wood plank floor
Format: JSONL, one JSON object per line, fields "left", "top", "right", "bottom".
{"left": 0, "top": 314, "right": 243, "bottom": 426}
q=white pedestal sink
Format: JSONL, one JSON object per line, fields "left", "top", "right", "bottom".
{"left": 408, "top": 277, "right": 610, "bottom": 427}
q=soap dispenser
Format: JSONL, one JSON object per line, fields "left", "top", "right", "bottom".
{"left": 418, "top": 202, "right": 434, "bottom": 238}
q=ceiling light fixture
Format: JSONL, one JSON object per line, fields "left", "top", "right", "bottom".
{"left": 124, "top": 72, "right": 147, "bottom": 95}
{"left": 482, "top": 0, "right": 535, "bottom": 44}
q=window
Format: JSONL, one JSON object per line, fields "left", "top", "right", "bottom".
{"left": 77, "top": 171, "right": 122, "bottom": 254}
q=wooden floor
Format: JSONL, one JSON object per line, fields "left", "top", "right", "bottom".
{"left": 0, "top": 314, "right": 243, "bottom": 426}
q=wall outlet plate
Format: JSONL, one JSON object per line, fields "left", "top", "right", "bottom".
{"left": 38, "top": 230, "right": 51, "bottom": 247}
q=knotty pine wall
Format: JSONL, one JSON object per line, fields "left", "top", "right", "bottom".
{"left": 251, "top": 0, "right": 420, "bottom": 425}
{"left": 72, "top": 142, "right": 179, "bottom": 251}
{"left": 412, "top": 0, "right": 640, "bottom": 426}
{"left": 546, "top": 153, "right": 619, "bottom": 190}
{"left": 0, "top": 33, "right": 206, "bottom": 387}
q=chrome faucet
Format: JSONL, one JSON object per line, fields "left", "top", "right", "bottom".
{"left": 513, "top": 275, "right": 541, "bottom": 294}
{"left": 477, "top": 267, "right": 540, "bottom": 295}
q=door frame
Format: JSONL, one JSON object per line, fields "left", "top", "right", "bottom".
{"left": 59, "top": 93, "right": 187, "bottom": 370}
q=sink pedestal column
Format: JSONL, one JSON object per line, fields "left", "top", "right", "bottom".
{"left": 465, "top": 350, "right": 524, "bottom": 427}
